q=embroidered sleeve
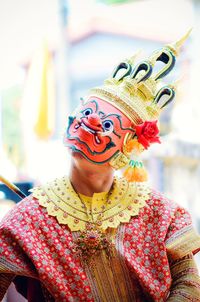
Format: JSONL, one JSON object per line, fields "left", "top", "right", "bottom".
{"left": 0, "top": 198, "right": 40, "bottom": 300}
{"left": 0, "top": 271, "right": 15, "bottom": 301}
{"left": 167, "top": 254, "right": 200, "bottom": 301}
{"left": 165, "top": 206, "right": 200, "bottom": 261}
{"left": 0, "top": 197, "right": 39, "bottom": 289}
{"left": 0, "top": 225, "right": 20, "bottom": 300}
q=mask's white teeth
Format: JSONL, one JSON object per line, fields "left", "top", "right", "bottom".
{"left": 81, "top": 123, "right": 95, "bottom": 134}
{"left": 98, "top": 129, "right": 113, "bottom": 136}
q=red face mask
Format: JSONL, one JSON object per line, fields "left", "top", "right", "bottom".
{"left": 64, "top": 97, "right": 134, "bottom": 164}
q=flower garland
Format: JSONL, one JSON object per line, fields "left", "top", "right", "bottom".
{"left": 123, "top": 120, "right": 161, "bottom": 182}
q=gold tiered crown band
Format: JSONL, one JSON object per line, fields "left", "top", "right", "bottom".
{"left": 89, "top": 86, "right": 158, "bottom": 125}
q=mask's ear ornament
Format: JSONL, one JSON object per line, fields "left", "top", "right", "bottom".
{"left": 122, "top": 120, "right": 161, "bottom": 182}
{"left": 88, "top": 30, "right": 191, "bottom": 181}
{"left": 123, "top": 138, "right": 148, "bottom": 183}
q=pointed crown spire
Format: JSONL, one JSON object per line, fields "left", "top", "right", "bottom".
{"left": 87, "top": 30, "right": 191, "bottom": 125}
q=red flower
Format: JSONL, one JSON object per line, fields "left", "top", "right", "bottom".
{"left": 135, "top": 120, "right": 161, "bottom": 149}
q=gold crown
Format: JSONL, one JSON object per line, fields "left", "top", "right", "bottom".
{"left": 88, "top": 30, "right": 191, "bottom": 125}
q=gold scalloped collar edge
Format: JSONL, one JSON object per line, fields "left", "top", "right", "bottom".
{"left": 31, "top": 176, "right": 150, "bottom": 231}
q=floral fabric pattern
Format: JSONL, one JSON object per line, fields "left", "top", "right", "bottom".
{"left": 0, "top": 182, "right": 200, "bottom": 301}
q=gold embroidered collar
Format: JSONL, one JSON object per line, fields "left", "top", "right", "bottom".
{"left": 31, "top": 176, "right": 150, "bottom": 231}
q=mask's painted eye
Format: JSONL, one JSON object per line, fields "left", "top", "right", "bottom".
{"left": 82, "top": 108, "right": 93, "bottom": 116}
{"left": 102, "top": 120, "right": 113, "bottom": 132}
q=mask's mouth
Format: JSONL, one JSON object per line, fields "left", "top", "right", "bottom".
{"left": 74, "top": 121, "right": 98, "bottom": 133}
{"left": 73, "top": 119, "right": 113, "bottom": 143}
{"left": 81, "top": 121, "right": 97, "bottom": 134}
{"left": 74, "top": 121, "right": 101, "bottom": 144}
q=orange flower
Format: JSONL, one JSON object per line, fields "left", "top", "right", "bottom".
{"left": 125, "top": 139, "right": 143, "bottom": 153}
{"left": 123, "top": 166, "right": 148, "bottom": 182}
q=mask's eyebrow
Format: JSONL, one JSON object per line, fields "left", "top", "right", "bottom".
{"left": 84, "top": 100, "right": 99, "bottom": 112}
{"left": 100, "top": 113, "right": 120, "bottom": 119}
{"left": 101, "top": 113, "right": 135, "bottom": 133}
{"left": 98, "top": 111, "right": 106, "bottom": 118}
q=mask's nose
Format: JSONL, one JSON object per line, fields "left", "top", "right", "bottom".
{"left": 88, "top": 113, "right": 101, "bottom": 126}
{"left": 85, "top": 113, "right": 102, "bottom": 131}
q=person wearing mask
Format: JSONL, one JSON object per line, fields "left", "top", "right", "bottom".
{"left": 0, "top": 32, "right": 200, "bottom": 302}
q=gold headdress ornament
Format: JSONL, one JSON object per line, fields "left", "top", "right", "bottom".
{"left": 88, "top": 29, "right": 192, "bottom": 126}
{"left": 86, "top": 30, "right": 191, "bottom": 179}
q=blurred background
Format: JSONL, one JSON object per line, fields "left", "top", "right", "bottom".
{"left": 0, "top": 0, "right": 200, "bottom": 300}
{"left": 0, "top": 0, "right": 200, "bottom": 265}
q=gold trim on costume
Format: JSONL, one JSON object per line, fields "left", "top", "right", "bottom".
{"left": 78, "top": 225, "right": 142, "bottom": 302}
{"left": 167, "top": 254, "right": 200, "bottom": 301}
{"left": 166, "top": 226, "right": 200, "bottom": 261}
{"left": 31, "top": 176, "right": 150, "bottom": 231}
{"left": 0, "top": 257, "right": 38, "bottom": 301}
{"left": 109, "top": 151, "right": 130, "bottom": 170}
{"left": 0, "top": 273, "right": 15, "bottom": 301}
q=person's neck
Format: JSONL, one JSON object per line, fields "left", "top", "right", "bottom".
{"left": 69, "top": 158, "right": 114, "bottom": 197}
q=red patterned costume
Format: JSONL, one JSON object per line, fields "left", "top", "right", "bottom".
{"left": 1, "top": 177, "right": 200, "bottom": 301}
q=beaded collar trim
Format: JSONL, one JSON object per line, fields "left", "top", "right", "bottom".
{"left": 31, "top": 176, "right": 150, "bottom": 231}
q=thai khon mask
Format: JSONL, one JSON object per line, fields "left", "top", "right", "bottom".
{"left": 64, "top": 97, "right": 134, "bottom": 164}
